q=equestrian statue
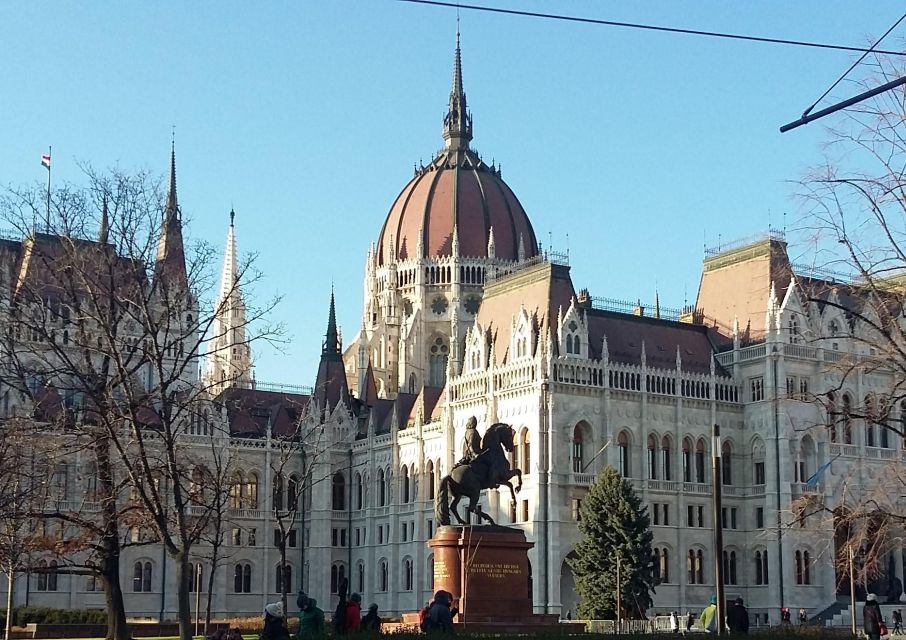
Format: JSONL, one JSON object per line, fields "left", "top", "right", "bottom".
{"left": 434, "top": 418, "right": 523, "bottom": 526}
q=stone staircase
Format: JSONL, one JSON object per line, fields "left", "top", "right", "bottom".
{"left": 826, "top": 600, "right": 906, "bottom": 627}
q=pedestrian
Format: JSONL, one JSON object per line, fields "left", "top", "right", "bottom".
{"left": 864, "top": 594, "right": 885, "bottom": 640}
{"left": 419, "top": 600, "right": 433, "bottom": 631}
{"left": 893, "top": 609, "right": 903, "bottom": 635}
{"left": 297, "top": 594, "right": 325, "bottom": 639}
{"left": 669, "top": 611, "right": 679, "bottom": 634}
{"left": 424, "top": 590, "right": 455, "bottom": 633}
{"left": 699, "top": 595, "right": 719, "bottom": 634}
{"left": 726, "top": 597, "right": 749, "bottom": 635}
{"left": 798, "top": 608, "right": 807, "bottom": 625}
{"left": 361, "top": 603, "right": 382, "bottom": 632}
{"left": 345, "top": 593, "right": 363, "bottom": 633}
{"left": 686, "top": 611, "right": 695, "bottom": 632}
{"left": 260, "top": 602, "right": 290, "bottom": 640}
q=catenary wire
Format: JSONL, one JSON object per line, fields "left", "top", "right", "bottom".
{"left": 396, "top": 0, "right": 906, "bottom": 57}
{"left": 801, "top": 12, "right": 906, "bottom": 117}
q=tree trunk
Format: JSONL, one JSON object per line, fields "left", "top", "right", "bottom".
{"left": 174, "top": 552, "right": 193, "bottom": 640}
{"left": 204, "top": 540, "right": 220, "bottom": 635}
{"left": 5, "top": 565, "right": 14, "bottom": 640}
{"left": 100, "top": 559, "right": 130, "bottom": 640}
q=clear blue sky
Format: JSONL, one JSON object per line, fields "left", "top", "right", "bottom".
{"left": 1, "top": 2, "right": 903, "bottom": 386}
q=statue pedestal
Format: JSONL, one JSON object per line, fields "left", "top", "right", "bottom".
{"left": 427, "top": 525, "right": 561, "bottom": 631}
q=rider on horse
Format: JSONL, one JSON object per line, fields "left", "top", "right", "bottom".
{"left": 454, "top": 416, "right": 483, "bottom": 468}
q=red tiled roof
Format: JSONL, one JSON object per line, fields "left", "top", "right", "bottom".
{"left": 377, "top": 149, "right": 538, "bottom": 265}
{"left": 217, "top": 387, "right": 311, "bottom": 437}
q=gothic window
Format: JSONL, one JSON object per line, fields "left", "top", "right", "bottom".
{"left": 647, "top": 434, "right": 657, "bottom": 480}
{"left": 379, "top": 469, "right": 386, "bottom": 506}
{"left": 618, "top": 431, "right": 630, "bottom": 477}
{"left": 408, "top": 373, "right": 417, "bottom": 394}
{"left": 133, "top": 561, "right": 152, "bottom": 593}
{"left": 721, "top": 441, "right": 732, "bottom": 485}
{"left": 723, "top": 550, "right": 738, "bottom": 585}
{"left": 653, "top": 548, "right": 662, "bottom": 583}
{"left": 403, "top": 558, "right": 414, "bottom": 591}
{"left": 355, "top": 473, "right": 363, "bottom": 510}
{"left": 330, "top": 564, "right": 346, "bottom": 594}
{"left": 332, "top": 473, "right": 346, "bottom": 511}
{"left": 189, "top": 563, "right": 203, "bottom": 593}
{"left": 229, "top": 471, "right": 243, "bottom": 509}
{"left": 431, "top": 296, "right": 448, "bottom": 315}
{"left": 566, "top": 334, "right": 573, "bottom": 354}
{"left": 843, "top": 394, "right": 853, "bottom": 444}
{"left": 403, "top": 299, "right": 413, "bottom": 317}
{"left": 429, "top": 337, "right": 449, "bottom": 387}
{"left": 828, "top": 392, "right": 838, "bottom": 442}
{"left": 574, "top": 336, "right": 581, "bottom": 355}
{"left": 288, "top": 475, "right": 299, "bottom": 510}
{"left": 572, "top": 425, "right": 585, "bottom": 473}
{"left": 661, "top": 435, "right": 672, "bottom": 481}
{"left": 379, "top": 560, "right": 388, "bottom": 592}
{"left": 401, "top": 465, "right": 410, "bottom": 503}
{"left": 521, "top": 429, "right": 532, "bottom": 474}
{"left": 357, "top": 562, "right": 365, "bottom": 593}
{"left": 695, "top": 439, "right": 706, "bottom": 483}
{"left": 464, "top": 296, "right": 480, "bottom": 315}
{"left": 426, "top": 460, "right": 436, "bottom": 500}
{"left": 829, "top": 320, "right": 839, "bottom": 337}
{"left": 696, "top": 550, "right": 704, "bottom": 584}
{"left": 275, "top": 563, "right": 292, "bottom": 594}
{"left": 245, "top": 473, "right": 259, "bottom": 509}
{"left": 682, "top": 438, "right": 692, "bottom": 483}
{"left": 865, "top": 395, "right": 876, "bottom": 447}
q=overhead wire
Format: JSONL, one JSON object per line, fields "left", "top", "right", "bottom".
{"left": 396, "top": 0, "right": 906, "bottom": 57}
{"left": 800, "top": 12, "right": 906, "bottom": 118}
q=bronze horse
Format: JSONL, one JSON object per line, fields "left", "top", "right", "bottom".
{"left": 434, "top": 423, "right": 523, "bottom": 525}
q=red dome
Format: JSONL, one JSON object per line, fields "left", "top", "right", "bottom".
{"left": 377, "top": 148, "right": 538, "bottom": 265}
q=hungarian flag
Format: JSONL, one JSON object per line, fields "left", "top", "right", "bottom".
{"left": 41, "top": 153, "right": 51, "bottom": 169}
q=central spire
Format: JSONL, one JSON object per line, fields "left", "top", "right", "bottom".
{"left": 442, "top": 30, "right": 472, "bottom": 151}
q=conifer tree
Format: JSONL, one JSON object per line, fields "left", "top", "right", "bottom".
{"left": 568, "top": 466, "right": 655, "bottom": 619}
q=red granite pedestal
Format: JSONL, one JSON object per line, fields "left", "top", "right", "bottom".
{"left": 427, "top": 525, "right": 561, "bottom": 633}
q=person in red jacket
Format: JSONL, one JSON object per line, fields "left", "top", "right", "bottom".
{"left": 345, "top": 593, "right": 362, "bottom": 632}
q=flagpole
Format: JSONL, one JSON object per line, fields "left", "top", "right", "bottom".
{"left": 45, "top": 145, "right": 51, "bottom": 234}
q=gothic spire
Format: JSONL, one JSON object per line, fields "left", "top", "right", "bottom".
{"left": 442, "top": 30, "right": 472, "bottom": 151}
{"left": 155, "top": 143, "right": 188, "bottom": 290}
{"left": 323, "top": 285, "right": 341, "bottom": 356}
{"left": 218, "top": 208, "right": 239, "bottom": 299}
{"left": 99, "top": 194, "right": 109, "bottom": 244}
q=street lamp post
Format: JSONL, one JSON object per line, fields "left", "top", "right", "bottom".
{"left": 711, "top": 424, "right": 725, "bottom": 635}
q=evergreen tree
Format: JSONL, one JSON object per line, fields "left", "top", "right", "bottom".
{"left": 568, "top": 466, "right": 655, "bottom": 619}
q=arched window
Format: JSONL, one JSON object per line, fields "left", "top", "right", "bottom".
{"left": 330, "top": 565, "right": 338, "bottom": 593}
{"left": 795, "top": 550, "right": 803, "bottom": 585}
{"left": 379, "top": 560, "right": 388, "bottom": 592}
{"left": 723, "top": 550, "right": 738, "bottom": 585}
{"left": 234, "top": 564, "right": 243, "bottom": 593}
{"left": 188, "top": 563, "right": 203, "bottom": 593}
{"left": 574, "top": 336, "right": 581, "bottom": 355}
{"left": 804, "top": 550, "right": 811, "bottom": 585}
{"left": 682, "top": 438, "right": 692, "bottom": 482}
{"left": 865, "top": 395, "right": 876, "bottom": 447}
{"left": 408, "top": 373, "right": 417, "bottom": 394}
{"left": 755, "top": 551, "right": 763, "bottom": 585}
{"left": 401, "top": 465, "right": 411, "bottom": 503}
{"left": 36, "top": 560, "right": 48, "bottom": 591}
{"left": 332, "top": 472, "right": 346, "bottom": 511}
{"left": 428, "top": 337, "right": 449, "bottom": 387}
{"left": 287, "top": 475, "right": 299, "bottom": 510}
{"left": 273, "top": 474, "right": 285, "bottom": 512}
{"left": 245, "top": 472, "right": 259, "bottom": 509}
{"left": 566, "top": 334, "right": 573, "bottom": 354}
{"left": 828, "top": 392, "right": 838, "bottom": 442}
{"left": 695, "top": 439, "right": 706, "bottom": 483}
{"left": 572, "top": 425, "right": 585, "bottom": 473}
{"left": 661, "top": 436, "right": 672, "bottom": 481}
{"left": 788, "top": 316, "right": 800, "bottom": 344}
{"left": 379, "top": 469, "right": 386, "bottom": 506}
{"left": 275, "top": 563, "right": 292, "bottom": 593}
{"left": 660, "top": 548, "right": 669, "bottom": 583}
{"left": 843, "top": 394, "right": 853, "bottom": 444}
{"left": 229, "top": 471, "right": 243, "bottom": 509}
{"left": 696, "top": 550, "right": 704, "bottom": 584}
{"left": 133, "top": 561, "right": 152, "bottom": 592}
{"left": 653, "top": 548, "right": 662, "bottom": 583}
{"left": 403, "top": 558, "right": 414, "bottom": 591}
{"left": 243, "top": 564, "right": 251, "bottom": 593}
{"left": 357, "top": 562, "right": 365, "bottom": 593}
{"left": 355, "top": 473, "right": 363, "bottom": 510}
{"left": 426, "top": 461, "right": 436, "bottom": 500}
{"left": 618, "top": 431, "right": 630, "bottom": 477}
{"left": 687, "top": 550, "right": 696, "bottom": 584}
{"left": 521, "top": 429, "right": 531, "bottom": 474}
{"left": 647, "top": 434, "right": 658, "bottom": 480}
{"left": 721, "top": 441, "right": 732, "bottom": 485}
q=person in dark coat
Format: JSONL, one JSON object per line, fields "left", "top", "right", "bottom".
{"left": 425, "top": 590, "right": 455, "bottom": 633}
{"left": 361, "top": 603, "right": 382, "bottom": 632}
{"left": 454, "top": 417, "right": 482, "bottom": 468}
{"left": 864, "top": 593, "right": 884, "bottom": 640}
{"left": 726, "top": 598, "right": 749, "bottom": 635}
{"left": 260, "top": 602, "right": 290, "bottom": 640}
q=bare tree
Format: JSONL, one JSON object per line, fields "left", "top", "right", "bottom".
{"left": 795, "top": 51, "right": 906, "bottom": 592}
{"left": 0, "top": 166, "right": 283, "bottom": 640}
